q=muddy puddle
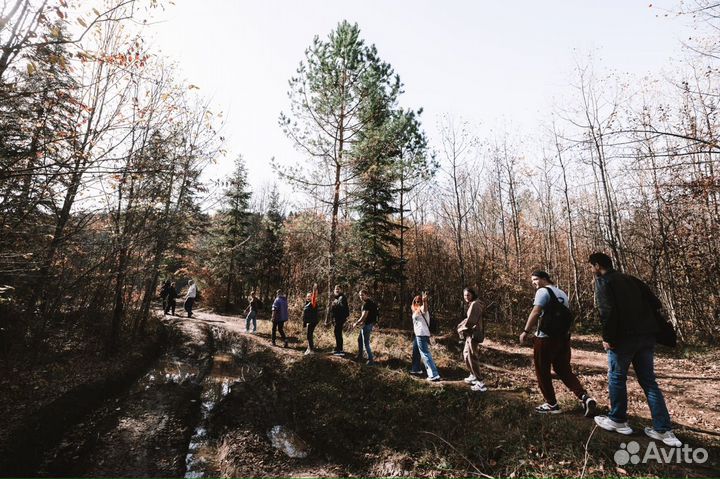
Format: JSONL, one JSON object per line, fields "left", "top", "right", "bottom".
{"left": 184, "top": 330, "right": 248, "bottom": 478}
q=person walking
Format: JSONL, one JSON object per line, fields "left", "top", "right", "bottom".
{"left": 352, "top": 289, "right": 377, "bottom": 365}
{"left": 457, "top": 287, "right": 486, "bottom": 392}
{"left": 411, "top": 292, "right": 441, "bottom": 381}
{"left": 243, "top": 290, "right": 262, "bottom": 333}
{"left": 184, "top": 280, "right": 197, "bottom": 318}
{"left": 519, "top": 270, "right": 597, "bottom": 416}
{"left": 329, "top": 285, "right": 350, "bottom": 356}
{"left": 589, "top": 252, "right": 682, "bottom": 447}
{"left": 303, "top": 284, "right": 319, "bottom": 354}
{"left": 159, "top": 280, "right": 171, "bottom": 315}
{"left": 271, "top": 289, "right": 289, "bottom": 348}
{"left": 166, "top": 281, "right": 178, "bottom": 316}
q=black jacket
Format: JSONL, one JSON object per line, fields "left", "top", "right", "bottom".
{"left": 330, "top": 293, "right": 350, "bottom": 321}
{"left": 594, "top": 269, "right": 659, "bottom": 343}
{"left": 303, "top": 301, "right": 319, "bottom": 326}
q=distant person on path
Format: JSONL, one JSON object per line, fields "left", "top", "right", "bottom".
{"left": 411, "top": 292, "right": 441, "bottom": 381}
{"left": 353, "top": 289, "right": 377, "bottom": 365}
{"left": 160, "top": 280, "right": 171, "bottom": 315}
{"left": 519, "top": 270, "right": 597, "bottom": 416}
{"left": 166, "top": 281, "right": 178, "bottom": 316}
{"left": 589, "top": 252, "right": 682, "bottom": 447}
{"left": 184, "top": 280, "right": 197, "bottom": 318}
{"left": 457, "top": 287, "right": 486, "bottom": 392}
{"left": 271, "top": 289, "right": 289, "bottom": 348}
{"left": 243, "top": 290, "right": 262, "bottom": 333}
{"left": 303, "top": 284, "right": 319, "bottom": 354}
{"left": 329, "top": 285, "right": 350, "bottom": 356}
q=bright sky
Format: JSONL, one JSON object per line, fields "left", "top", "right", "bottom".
{"left": 149, "top": 1, "right": 693, "bottom": 203}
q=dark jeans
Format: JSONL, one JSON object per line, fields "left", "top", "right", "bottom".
{"left": 357, "top": 323, "right": 374, "bottom": 361}
{"left": 184, "top": 297, "right": 195, "bottom": 317}
{"left": 607, "top": 334, "right": 671, "bottom": 432}
{"left": 533, "top": 336, "right": 587, "bottom": 405}
{"left": 411, "top": 334, "right": 423, "bottom": 373}
{"left": 333, "top": 319, "right": 346, "bottom": 352}
{"left": 164, "top": 299, "right": 175, "bottom": 315}
{"left": 272, "top": 321, "right": 287, "bottom": 344}
{"left": 306, "top": 321, "right": 317, "bottom": 350}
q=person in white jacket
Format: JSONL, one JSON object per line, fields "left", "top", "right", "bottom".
{"left": 184, "top": 280, "right": 197, "bottom": 318}
{"left": 411, "top": 292, "right": 441, "bottom": 381}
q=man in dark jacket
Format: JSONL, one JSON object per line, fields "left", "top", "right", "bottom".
{"left": 590, "top": 252, "right": 681, "bottom": 447}
{"left": 329, "top": 285, "right": 350, "bottom": 356}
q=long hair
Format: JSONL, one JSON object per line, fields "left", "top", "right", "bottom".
{"left": 411, "top": 295, "right": 423, "bottom": 313}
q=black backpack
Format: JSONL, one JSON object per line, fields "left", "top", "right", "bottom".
{"left": 538, "top": 287, "right": 573, "bottom": 336}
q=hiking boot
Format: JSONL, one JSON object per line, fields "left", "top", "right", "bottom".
{"left": 284, "top": 341, "right": 289, "bottom": 348}
{"left": 427, "top": 375, "right": 441, "bottom": 382}
{"left": 594, "top": 415, "right": 633, "bottom": 435}
{"left": 582, "top": 394, "right": 597, "bottom": 418}
{"left": 470, "top": 381, "right": 487, "bottom": 392}
{"left": 409, "top": 370, "right": 425, "bottom": 376}
{"left": 366, "top": 360, "right": 376, "bottom": 366}
{"left": 356, "top": 353, "right": 365, "bottom": 361}
{"left": 644, "top": 427, "right": 682, "bottom": 447}
{"left": 535, "top": 403, "right": 561, "bottom": 414}
{"left": 271, "top": 341, "right": 276, "bottom": 346}
{"left": 332, "top": 351, "right": 345, "bottom": 356}
{"left": 463, "top": 374, "right": 477, "bottom": 384}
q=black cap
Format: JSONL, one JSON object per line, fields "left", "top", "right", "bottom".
{"left": 531, "top": 270, "right": 554, "bottom": 284}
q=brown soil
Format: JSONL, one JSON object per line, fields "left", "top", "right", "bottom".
{"left": 1, "top": 308, "right": 718, "bottom": 478}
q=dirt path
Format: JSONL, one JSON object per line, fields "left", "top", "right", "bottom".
{"left": 8, "top": 309, "right": 718, "bottom": 478}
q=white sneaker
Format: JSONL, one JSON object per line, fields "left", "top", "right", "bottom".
{"left": 463, "top": 374, "right": 477, "bottom": 384}
{"left": 645, "top": 427, "right": 682, "bottom": 447}
{"left": 470, "top": 381, "right": 487, "bottom": 392}
{"left": 594, "top": 415, "right": 633, "bottom": 435}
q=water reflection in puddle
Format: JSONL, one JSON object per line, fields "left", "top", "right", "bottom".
{"left": 184, "top": 351, "right": 244, "bottom": 478}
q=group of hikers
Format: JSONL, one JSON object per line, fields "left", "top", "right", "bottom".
{"left": 159, "top": 279, "right": 198, "bottom": 318}
{"left": 161, "top": 251, "right": 684, "bottom": 449}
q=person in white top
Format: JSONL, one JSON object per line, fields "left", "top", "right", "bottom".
{"left": 184, "top": 280, "right": 197, "bottom": 318}
{"left": 411, "top": 292, "right": 440, "bottom": 382}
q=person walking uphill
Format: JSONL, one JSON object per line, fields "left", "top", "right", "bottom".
{"left": 412, "top": 292, "right": 441, "bottom": 381}
{"left": 160, "top": 280, "right": 172, "bottom": 315}
{"left": 244, "top": 290, "right": 262, "bottom": 333}
{"left": 184, "top": 280, "right": 197, "bottom": 318}
{"left": 353, "top": 289, "right": 377, "bottom": 365}
{"left": 589, "top": 252, "right": 682, "bottom": 447}
{"left": 329, "top": 285, "right": 350, "bottom": 356}
{"left": 519, "top": 270, "right": 597, "bottom": 416}
{"left": 271, "top": 289, "right": 289, "bottom": 348}
{"left": 457, "top": 287, "right": 487, "bottom": 392}
{"left": 165, "top": 281, "right": 178, "bottom": 316}
{"left": 303, "top": 284, "right": 319, "bottom": 354}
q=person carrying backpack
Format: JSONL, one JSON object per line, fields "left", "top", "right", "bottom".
{"left": 520, "top": 270, "right": 596, "bottom": 416}
{"left": 589, "top": 252, "right": 681, "bottom": 447}
{"left": 271, "top": 289, "right": 289, "bottom": 348}
{"left": 159, "top": 280, "right": 171, "bottom": 315}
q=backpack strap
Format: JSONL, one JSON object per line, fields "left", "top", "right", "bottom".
{"left": 544, "top": 286, "right": 559, "bottom": 305}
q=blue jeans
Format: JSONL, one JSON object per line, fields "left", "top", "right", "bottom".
{"left": 245, "top": 310, "right": 257, "bottom": 331}
{"left": 416, "top": 336, "right": 439, "bottom": 378}
{"left": 607, "top": 335, "right": 671, "bottom": 432}
{"left": 411, "top": 335, "right": 423, "bottom": 373}
{"left": 358, "top": 323, "right": 374, "bottom": 361}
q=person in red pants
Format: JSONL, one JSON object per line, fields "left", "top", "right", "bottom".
{"left": 520, "top": 270, "right": 596, "bottom": 417}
